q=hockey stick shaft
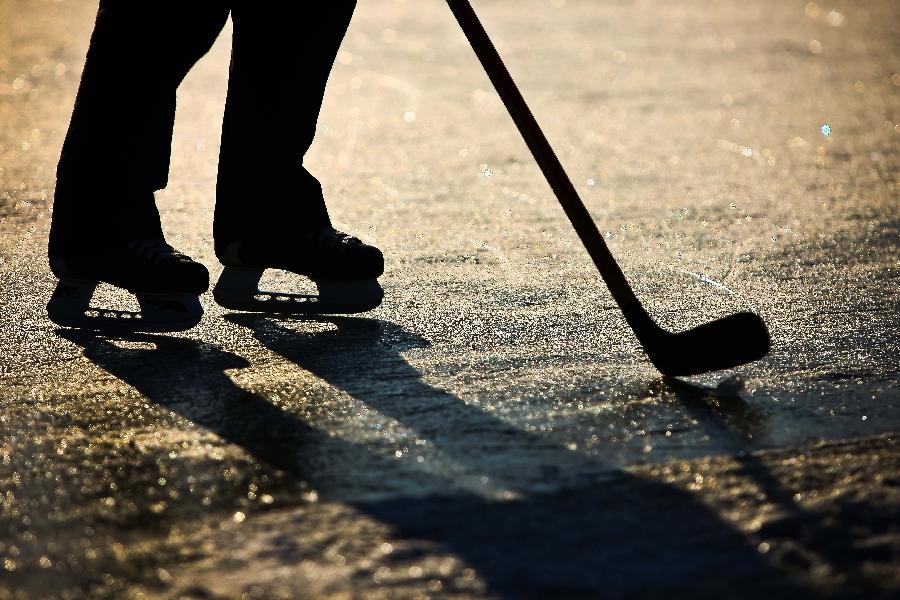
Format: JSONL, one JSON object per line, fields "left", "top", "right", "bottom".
{"left": 446, "top": 0, "right": 658, "bottom": 339}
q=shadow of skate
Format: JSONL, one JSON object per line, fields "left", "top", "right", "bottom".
{"left": 54, "top": 328, "right": 422, "bottom": 492}
{"left": 220, "top": 314, "right": 814, "bottom": 598}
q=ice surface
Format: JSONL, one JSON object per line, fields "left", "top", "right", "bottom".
{"left": 0, "top": 0, "right": 898, "bottom": 597}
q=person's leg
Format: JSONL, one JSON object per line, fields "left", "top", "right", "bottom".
{"left": 50, "top": 1, "right": 230, "bottom": 259}
{"left": 214, "top": 2, "right": 357, "bottom": 247}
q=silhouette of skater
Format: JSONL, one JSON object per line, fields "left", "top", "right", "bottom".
{"left": 47, "top": 2, "right": 384, "bottom": 333}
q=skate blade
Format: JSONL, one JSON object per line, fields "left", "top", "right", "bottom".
{"left": 213, "top": 267, "right": 383, "bottom": 315}
{"left": 47, "top": 279, "right": 203, "bottom": 333}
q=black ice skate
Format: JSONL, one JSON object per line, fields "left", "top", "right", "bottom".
{"left": 213, "top": 227, "right": 384, "bottom": 315}
{"left": 47, "top": 240, "right": 209, "bottom": 333}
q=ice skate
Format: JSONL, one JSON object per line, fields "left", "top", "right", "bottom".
{"left": 47, "top": 240, "right": 209, "bottom": 333}
{"left": 213, "top": 227, "right": 384, "bottom": 315}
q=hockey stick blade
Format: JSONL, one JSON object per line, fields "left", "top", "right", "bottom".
{"left": 645, "top": 312, "right": 770, "bottom": 377}
{"left": 447, "top": 0, "right": 770, "bottom": 375}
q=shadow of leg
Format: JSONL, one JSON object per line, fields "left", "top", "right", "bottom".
{"left": 216, "top": 315, "right": 808, "bottom": 598}
{"left": 57, "top": 329, "right": 356, "bottom": 483}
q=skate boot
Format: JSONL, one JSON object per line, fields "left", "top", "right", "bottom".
{"left": 47, "top": 240, "right": 209, "bottom": 333}
{"left": 213, "top": 226, "right": 384, "bottom": 315}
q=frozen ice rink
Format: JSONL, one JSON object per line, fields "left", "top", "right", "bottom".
{"left": 1, "top": 0, "right": 898, "bottom": 597}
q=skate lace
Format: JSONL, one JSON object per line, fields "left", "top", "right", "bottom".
{"left": 128, "top": 239, "right": 190, "bottom": 264}
{"left": 308, "top": 228, "right": 362, "bottom": 250}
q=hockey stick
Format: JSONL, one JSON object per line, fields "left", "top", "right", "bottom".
{"left": 446, "top": 0, "right": 770, "bottom": 376}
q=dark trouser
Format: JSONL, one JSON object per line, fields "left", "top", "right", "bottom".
{"left": 49, "top": 1, "right": 356, "bottom": 259}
